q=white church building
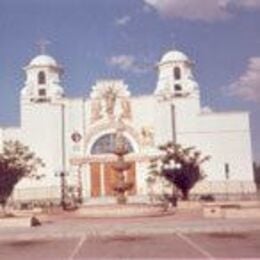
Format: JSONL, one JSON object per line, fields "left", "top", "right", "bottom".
{"left": 0, "top": 49, "right": 256, "bottom": 204}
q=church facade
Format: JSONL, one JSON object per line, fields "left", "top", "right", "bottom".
{"left": 0, "top": 50, "right": 256, "bottom": 204}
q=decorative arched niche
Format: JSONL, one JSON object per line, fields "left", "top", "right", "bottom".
{"left": 86, "top": 129, "right": 139, "bottom": 156}
{"left": 91, "top": 133, "right": 134, "bottom": 155}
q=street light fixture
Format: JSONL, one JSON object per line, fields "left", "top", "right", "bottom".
{"left": 55, "top": 171, "right": 69, "bottom": 210}
{"left": 225, "top": 163, "right": 230, "bottom": 201}
{"left": 52, "top": 100, "right": 68, "bottom": 210}
{"left": 77, "top": 165, "right": 83, "bottom": 204}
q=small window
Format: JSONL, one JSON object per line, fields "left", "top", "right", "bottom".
{"left": 174, "top": 67, "right": 181, "bottom": 80}
{"left": 174, "top": 84, "right": 182, "bottom": 91}
{"left": 38, "top": 88, "right": 46, "bottom": 96}
{"left": 38, "top": 71, "right": 46, "bottom": 85}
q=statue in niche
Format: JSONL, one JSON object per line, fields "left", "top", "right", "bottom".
{"left": 91, "top": 98, "right": 102, "bottom": 122}
{"left": 105, "top": 87, "right": 117, "bottom": 117}
{"left": 121, "top": 98, "right": 132, "bottom": 119}
{"left": 141, "top": 126, "right": 154, "bottom": 146}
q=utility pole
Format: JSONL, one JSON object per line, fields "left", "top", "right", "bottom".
{"left": 54, "top": 101, "right": 68, "bottom": 210}
{"left": 61, "top": 102, "right": 67, "bottom": 209}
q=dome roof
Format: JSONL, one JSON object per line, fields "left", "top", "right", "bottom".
{"left": 29, "top": 54, "right": 58, "bottom": 67}
{"left": 160, "top": 50, "right": 190, "bottom": 64}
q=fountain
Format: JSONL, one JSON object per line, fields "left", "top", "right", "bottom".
{"left": 112, "top": 118, "right": 133, "bottom": 204}
{"left": 73, "top": 119, "right": 175, "bottom": 217}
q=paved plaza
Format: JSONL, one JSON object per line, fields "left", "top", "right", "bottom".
{"left": 1, "top": 229, "right": 260, "bottom": 259}
{"left": 1, "top": 209, "right": 260, "bottom": 259}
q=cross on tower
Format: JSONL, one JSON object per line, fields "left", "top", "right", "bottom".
{"left": 36, "top": 39, "right": 50, "bottom": 54}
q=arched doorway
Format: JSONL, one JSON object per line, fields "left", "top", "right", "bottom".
{"left": 89, "top": 133, "right": 136, "bottom": 197}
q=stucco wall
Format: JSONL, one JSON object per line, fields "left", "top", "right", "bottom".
{"left": 20, "top": 102, "right": 64, "bottom": 191}
{"left": 176, "top": 112, "right": 253, "bottom": 179}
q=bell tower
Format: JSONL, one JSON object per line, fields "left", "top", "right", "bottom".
{"left": 154, "top": 50, "right": 200, "bottom": 100}
{"left": 21, "top": 43, "right": 64, "bottom": 103}
{"left": 153, "top": 50, "right": 201, "bottom": 146}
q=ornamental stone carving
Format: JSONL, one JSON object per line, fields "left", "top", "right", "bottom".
{"left": 105, "top": 86, "right": 117, "bottom": 116}
{"left": 121, "top": 98, "right": 132, "bottom": 120}
{"left": 140, "top": 126, "right": 154, "bottom": 146}
{"left": 91, "top": 98, "right": 102, "bottom": 122}
{"left": 90, "top": 80, "right": 132, "bottom": 122}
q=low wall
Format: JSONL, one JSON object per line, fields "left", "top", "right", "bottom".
{"left": 192, "top": 180, "right": 256, "bottom": 195}
{"left": 203, "top": 201, "right": 260, "bottom": 219}
{"left": 8, "top": 180, "right": 258, "bottom": 206}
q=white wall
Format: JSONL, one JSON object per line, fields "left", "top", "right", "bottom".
{"left": 21, "top": 102, "right": 63, "bottom": 186}
{"left": 153, "top": 100, "right": 175, "bottom": 145}
{"left": 131, "top": 95, "right": 155, "bottom": 130}
{"left": 2, "top": 127, "right": 22, "bottom": 142}
{"left": 65, "top": 98, "right": 85, "bottom": 185}
{"left": 174, "top": 110, "right": 255, "bottom": 194}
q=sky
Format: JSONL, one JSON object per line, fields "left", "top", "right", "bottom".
{"left": 0, "top": 0, "right": 260, "bottom": 162}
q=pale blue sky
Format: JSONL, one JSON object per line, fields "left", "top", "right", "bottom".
{"left": 0, "top": 0, "right": 260, "bottom": 162}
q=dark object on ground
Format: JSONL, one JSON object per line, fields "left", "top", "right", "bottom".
{"left": 31, "top": 216, "right": 41, "bottom": 227}
{"left": 163, "top": 194, "right": 178, "bottom": 206}
{"left": 199, "top": 194, "right": 215, "bottom": 202}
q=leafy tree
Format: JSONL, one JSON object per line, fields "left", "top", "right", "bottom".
{"left": 0, "top": 141, "right": 44, "bottom": 213}
{"left": 147, "top": 157, "right": 174, "bottom": 207}
{"left": 148, "top": 142, "right": 210, "bottom": 201}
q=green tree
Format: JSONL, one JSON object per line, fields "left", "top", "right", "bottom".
{"left": 0, "top": 141, "right": 44, "bottom": 213}
{"left": 148, "top": 142, "right": 210, "bottom": 201}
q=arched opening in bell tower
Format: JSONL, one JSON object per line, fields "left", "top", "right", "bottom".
{"left": 38, "top": 71, "right": 46, "bottom": 85}
{"left": 174, "top": 67, "right": 181, "bottom": 80}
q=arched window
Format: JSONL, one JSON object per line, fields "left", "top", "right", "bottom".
{"left": 174, "top": 84, "right": 182, "bottom": 91}
{"left": 174, "top": 67, "right": 181, "bottom": 80}
{"left": 38, "top": 71, "right": 46, "bottom": 85}
{"left": 91, "top": 133, "right": 134, "bottom": 155}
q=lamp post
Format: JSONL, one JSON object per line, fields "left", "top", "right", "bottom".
{"left": 225, "top": 163, "right": 230, "bottom": 201}
{"left": 77, "top": 165, "right": 83, "bottom": 204}
{"left": 54, "top": 170, "right": 68, "bottom": 210}
{"left": 53, "top": 100, "right": 68, "bottom": 210}
{"left": 71, "top": 131, "right": 83, "bottom": 204}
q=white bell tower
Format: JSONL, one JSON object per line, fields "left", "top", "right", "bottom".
{"left": 20, "top": 45, "right": 66, "bottom": 188}
{"left": 21, "top": 44, "right": 64, "bottom": 103}
{"left": 153, "top": 50, "right": 202, "bottom": 146}
{"left": 154, "top": 50, "right": 200, "bottom": 100}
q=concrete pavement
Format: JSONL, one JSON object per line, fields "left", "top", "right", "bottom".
{"left": 1, "top": 210, "right": 260, "bottom": 241}
{"left": 1, "top": 208, "right": 260, "bottom": 259}
{"left": 1, "top": 231, "right": 260, "bottom": 259}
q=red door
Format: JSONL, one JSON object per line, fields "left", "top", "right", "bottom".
{"left": 90, "top": 162, "right": 136, "bottom": 197}
{"left": 90, "top": 163, "right": 101, "bottom": 197}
